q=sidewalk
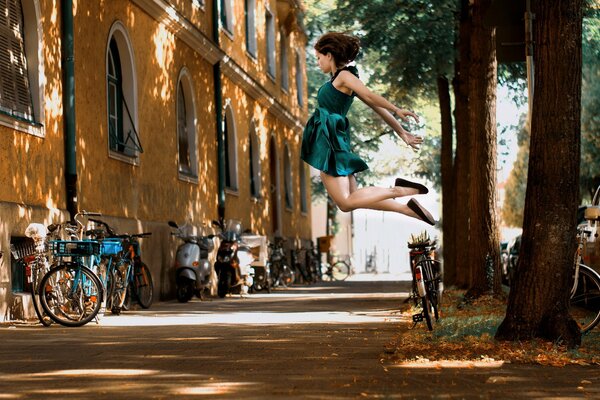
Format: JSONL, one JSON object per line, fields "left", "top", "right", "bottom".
{"left": 0, "top": 279, "right": 597, "bottom": 399}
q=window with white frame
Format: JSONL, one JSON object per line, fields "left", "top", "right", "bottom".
{"left": 299, "top": 161, "right": 307, "bottom": 213}
{"left": 245, "top": 0, "right": 256, "bottom": 57}
{"left": 279, "top": 29, "right": 289, "bottom": 91}
{"left": 265, "top": 8, "right": 276, "bottom": 78}
{"left": 0, "top": 0, "right": 36, "bottom": 124}
{"left": 284, "top": 144, "right": 293, "bottom": 209}
{"left": 249, "top": 123, "right": 261, "bottom": 198}
{"left": 220, "top": 0, "right": 233, "bottom": 35}
{"left": 295, "top": 50, "right": 304, "bottom": 108}
{"left": 223, "top": 105, "right": 238, "bottom": 190}
{"left": 106, "top": 22, "right": 140, "bottom": 159}
{"left": 177, "top": 70, "right": 198, "bottom": 178}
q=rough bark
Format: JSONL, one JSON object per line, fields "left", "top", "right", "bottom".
{"left": 465, "top": 0, "right": 501, "bottom": 297}
{"left": 496, "top": 0, "right": 583, "bottom": 348}
{"left": 451, "top": 0, "right": 471, "bottom": 288}
{"left": 439, "top": 76, "right": 455, "bottom": 287}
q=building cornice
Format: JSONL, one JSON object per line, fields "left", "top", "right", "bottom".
{"left": 221, "top": 56, "right": 306, "bottom": 131}
{"left": 131, "top": 0, "right": 224, "bottom": 65}
{"left": 132, "top": 0, "right": 306, "bottom": 131}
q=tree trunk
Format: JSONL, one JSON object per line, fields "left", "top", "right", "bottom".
{"left": 496, "top": 0, "right": 583, "bottom": 348}
{"left": 439, "top": 76, "right": 455, "bottom": 287}
{"left": 451, "top": 0, "right": 471, "bottom": 288}
{"left": 465, "top": 0, "right": 501, "bottom": 297}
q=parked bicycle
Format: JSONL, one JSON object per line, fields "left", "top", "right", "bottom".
{"left": 38, "top": 211, "right": 104, "bottom": 327}
{"left": 570, "top": 216, "right": 600, "bottom": 333}
{"left": 87, "top": 218, "right": 153, "bottom": 313}
{"left": 10, "top": 224, "right": 54, "bottom": 326}
{"left": 320, "top": 254, "right": 351, "bottom": 281}
{"left": 268, "top": 238, "right": 294, "bottom": 288}
{"left": 407, "top": 233, "right": 442, "bottom": 331}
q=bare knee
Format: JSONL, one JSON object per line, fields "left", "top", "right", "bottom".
{"left": 336, "top": 201, "right": 355, "bottom": 213}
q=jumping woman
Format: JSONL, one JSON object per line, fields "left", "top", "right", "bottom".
{"left": 301, "top": 32, "right": 435, "bottom": 225}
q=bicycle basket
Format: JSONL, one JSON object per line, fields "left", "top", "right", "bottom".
{"left": 50, "top": 240, "right": 101, "bottom": 257}
{"left": 9, "top": 241, "right": 35, "bottom": 260}
{"left": 100, "top": 240, "right": 123, "bottom": 256}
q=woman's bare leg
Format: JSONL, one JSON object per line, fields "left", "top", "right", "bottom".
{"left": 321, "top": 172, "right": 419, "bottom": 214}
{"left": 347, "top": 175, "right": 421, "bottom": 219}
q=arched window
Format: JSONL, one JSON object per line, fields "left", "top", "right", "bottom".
{"left": 220, "top": 0, "right": 233, "bottom": 35}
{"left": 0, "top": 0, "right": 44, "bottom": 135}
{"left": 279, "top": 28, "right": 289, "bottom": 91}
{"left": 265, "top": 7, "right": 275, "bottom": 79}
{"left": 299, "top": 161, "right": 308, "bottom": 213}
{"left": 177, "top": 68, "right": 198, "bottom": 179}
{"left": 248, "top": 122, "right": 261, "bottom": 198}
{"left": 223, "top": 104, "right": 238, "bottom": 190}
{"left": 244, "top": 0, "right": 256, "bottom": 57}
{"left": 284, "top": 143, "right": 293, "bottom": 209}
{"left": 296, "top": 50, "right": 304, "bottom": 108}
{"left": 106, "top": 22, "right": 140, "bottom": 160}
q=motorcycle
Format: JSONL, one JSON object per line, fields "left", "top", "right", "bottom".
{"left": 168, "top": 221, "right": 215, "bottom": 302}
{"left": 212, "top": 219, "right": 256, "bottom": 298}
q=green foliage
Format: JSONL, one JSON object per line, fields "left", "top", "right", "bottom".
{"left": 501, "top": 117, "right": 529, "bottom": 228}
{"left": 581, "top": 16, "right": 600, "bottom": 201}
{"left": 332, "top": 0, "right": 455, "bottom": 105}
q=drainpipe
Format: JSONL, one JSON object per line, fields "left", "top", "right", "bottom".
{"left": 525, "top": 0, "right": 534, "bottom": 132}
{"left": 213, "top": 0, "right": 225, "bottom": 220}
{"left": 61, "top": 0, "right": 78, "bottom": 220}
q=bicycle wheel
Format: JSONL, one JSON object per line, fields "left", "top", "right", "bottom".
{"left": 569, "top": 264, "right": 600, "bottom": 333}
{"left": 30, "top": 260, "right": 53, "bottom": 327}
{"left": 109, "top": 264, "right": 129, "bottom": 315}
{"left": 331, "top": 261, "right": 350, "bottom": 281}
{"left": 279, "top": 264, "right": 295, "bottom": 287}
{"left": 421, "top": 294, "right": 434, "bottom": 331}
{"left": 134, "top": 262, "right": 153, "bottom": 309}
{"left": 39, "top": 262, "right": 103, "bottom": 327}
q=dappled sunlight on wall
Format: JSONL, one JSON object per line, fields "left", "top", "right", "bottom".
{"left": 152, "top": 25, "right": 175, "bottom": 103}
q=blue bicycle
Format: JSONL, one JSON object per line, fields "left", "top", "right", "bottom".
{"left": 39, "top": 212, "right": 104, "bottom": 327}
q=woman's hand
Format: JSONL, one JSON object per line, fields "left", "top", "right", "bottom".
{"left": 396, "top": 127, "right": 423, "bottom": 151}
{"left": 393, "top": 107, "right": 420, "bottom": 124}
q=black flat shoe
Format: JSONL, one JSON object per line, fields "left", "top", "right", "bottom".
{"left": 407, "top": 198, "right": 436, "bottom": 226}
{"left": 395, "top": 178, "right": 429, "bottom": 194}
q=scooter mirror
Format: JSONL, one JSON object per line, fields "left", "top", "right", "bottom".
{"left": 168, "top": 221, "right": 179, "bottom": 228}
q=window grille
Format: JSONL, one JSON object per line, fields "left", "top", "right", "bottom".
{"left": 0, "top": 0, "right": 34, "bottom": 122}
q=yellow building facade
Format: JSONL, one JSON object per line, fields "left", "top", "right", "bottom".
{"left": 0, "top": 0, "right": 310, "bottom": 320}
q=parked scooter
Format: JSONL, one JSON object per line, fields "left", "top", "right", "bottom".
{"left": 168, "top": 221, "right": 215, "bottom": 302}
{"left": 212, "top": 219, "right": 255, "bottom": 298}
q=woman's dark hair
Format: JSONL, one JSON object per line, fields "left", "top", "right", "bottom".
{"left": 314, "top": 32, "right": 360, "bottom": 67}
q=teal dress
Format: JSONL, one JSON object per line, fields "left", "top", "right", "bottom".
{"left": 301, "top": 66, "right": 369, "bottom": 177}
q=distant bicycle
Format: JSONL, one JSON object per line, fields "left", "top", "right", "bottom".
{"left": 407, "top": 236, "right": 442, "bottom": 331}
{"left": 570, "top": 205, "right": 600, "bottom": 333}
{"left": 320, "top": 255, "right": 351, "bottom": 281}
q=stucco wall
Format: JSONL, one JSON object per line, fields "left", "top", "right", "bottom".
{"left": 0, "top": 0, "right": 310, "bottom": 321}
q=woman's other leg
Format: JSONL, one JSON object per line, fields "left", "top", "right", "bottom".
{"left": 322, "top": 172, "right": 419, "bottom": 218}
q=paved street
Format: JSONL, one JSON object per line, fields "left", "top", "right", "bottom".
{"left": 0, "top": 277, "right": 598, "bottom": 399}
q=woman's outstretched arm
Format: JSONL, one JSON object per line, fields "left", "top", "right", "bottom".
{"left": 335, "top": 70, "right": 422, "bottom": 150}
{"left": 372, "top": 106, "right": 423, "bottom": 150}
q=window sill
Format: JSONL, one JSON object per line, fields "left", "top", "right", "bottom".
{"left": 221, "top": 26, "right": 234, "bottom": 41}
{"left": 178, "top": 171, "right": 199, "bottom": 184}
{"left": 301, "top": 210, "right": 308, "bottom": 217}
{"left": 267, "top": 72, "right": 276, "bottom": 83}
{"left": 225, "top": 187, "right": 239, "bottom": 196}
{"left": 251, "top": 196, "right": 263, "bottom": 204}
{"left": 281, "top": 86, "right": 289, "bottom": 95}
{"left": 246, "top": 50, "right": 258, "bottom": 63}
{"left": 109, "top": 150, "right": 140, "bottom": 166}
{"left": 192, "top": 0, "right": 205, "bottom": 11}
{"left": 0, "top": 114, "right": 44, "bottom": 137}
{"left": 285, "top": 206, "right": 293, "bottom": 213}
